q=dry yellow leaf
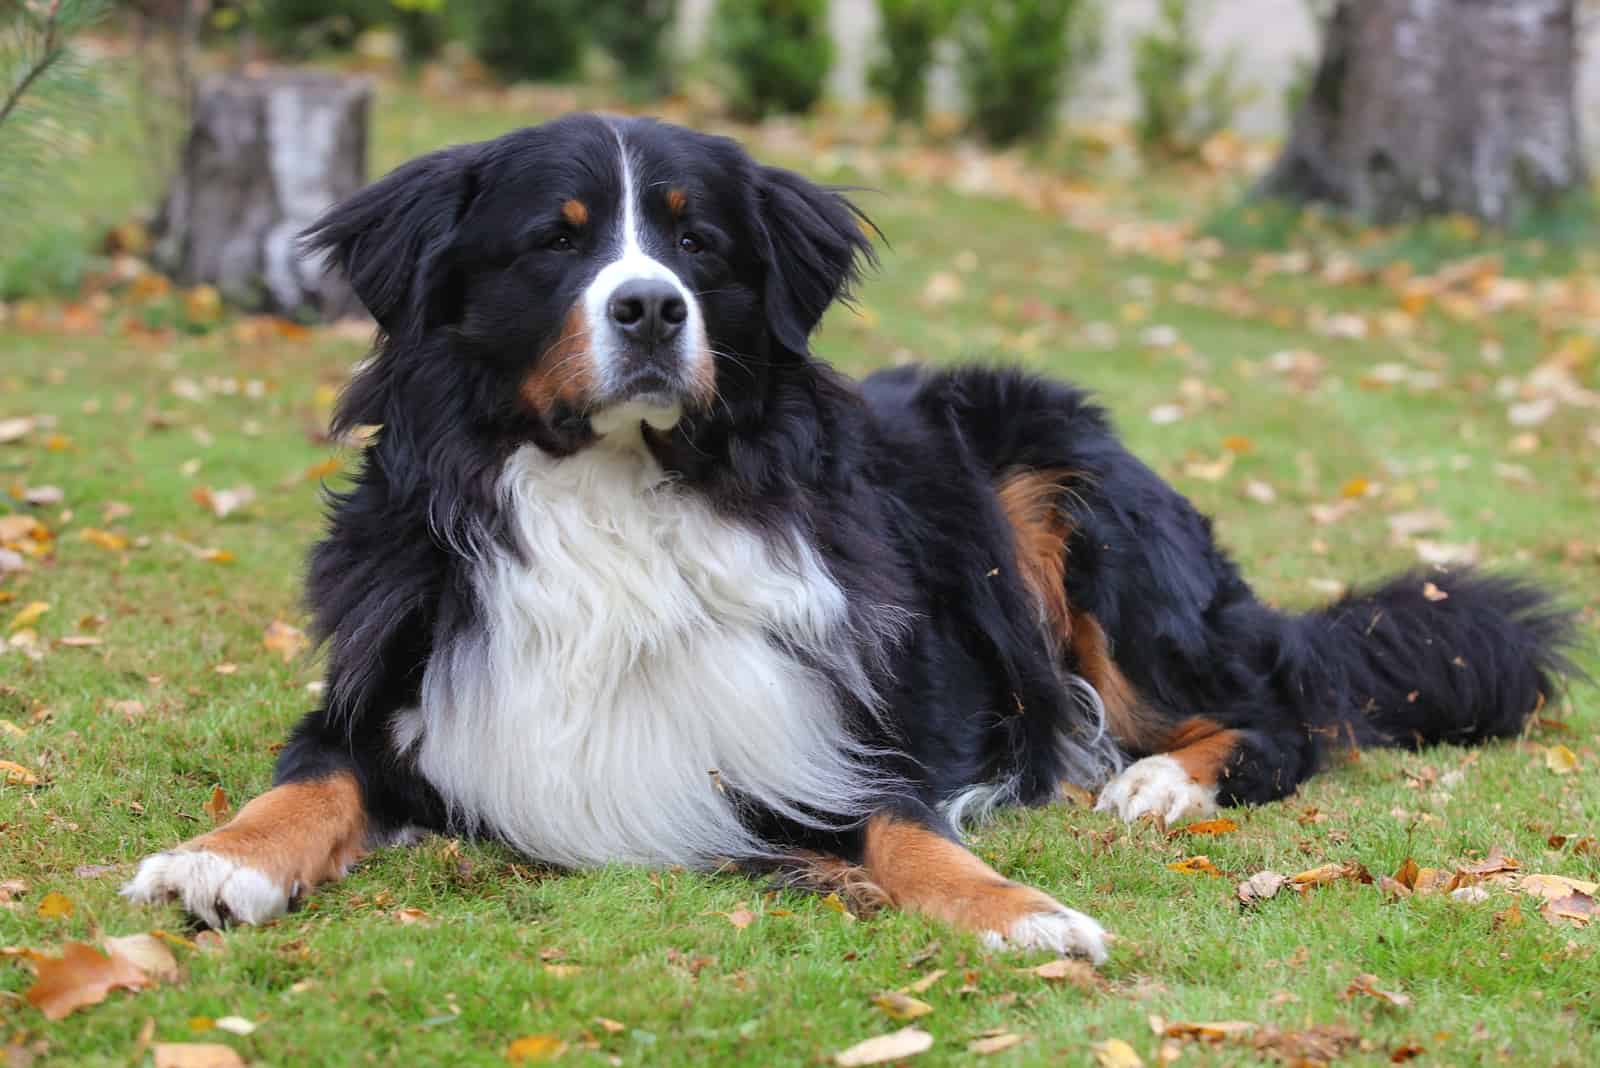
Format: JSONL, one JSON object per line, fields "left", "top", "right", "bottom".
{"left": 1167, "top": 855, "right": 1224, "bottom": 878}
{"left": 835, "top": 1027, "right": 934, "bottom": 1066}
{"left": 1520, "top": 873, "right": 1599, "bottom": 900}
{"left": 153, "top": 1044, "right": 245, "bottom": 1068}
{"left": 8, "top": 600, "right": 49, "bottom": 632}
{"left": 1545, "top": 744, "right": 1579, "bottom": 775}
{"left": 1, "top": 759, "right": 41, "bottom": 786}
{"left": 1181, "top": 818, "right": 1238, "bottom": 837}
{"left": 103, "top": 934, "right": 180, "bottom": 983}
{"left": 80, "top": 528, "right": 129, "bottom": 552}
{"left": 969, "top": 1032, "right": 1026, "bottom": 1055}
{"left": 1091, "top": 1038, "right": 1145, "bottom": 1068}
{"left": 25, "top": 941, "right": 152, "bottom": 1019}
{"left": 37, "top": 891, "right": 75, "bottom": 919}
{"left": 871, "top": 991, "right": 933, "bottom": 1021}
{"left": 506, "top": 1034, "right": 567, "bottom": 1063}
{"left": 263, "top": 620, "right": 309, "bottom": 662}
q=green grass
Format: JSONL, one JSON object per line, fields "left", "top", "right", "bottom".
{"left": 2, "top": 82, "right": 1598, "bottom": 1067}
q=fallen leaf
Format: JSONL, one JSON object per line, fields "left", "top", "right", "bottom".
{"left": 723, "top": 906, "right": 756, "bottom": 930}
{"left": 392, "top": 907, "right": 431, "bottom": 926}
{"left": 872, "top": 991, "right": 933, "bottom": 1021}
{"left": 542, "top": 963, "right": 582, "bottom": 978}
{"left": 506, "top": 1034, "right": 567, "bottom": 1063}
{"left": 192, "top": 485, "right": 257, "bottom": 519}
{"left": 25, "top": 941, "right": 153, "bottom": 1019}
{"left": 262, "top": 621, "right": 308, "bottom": 662}
{"left": 1345, "top": 973, "right": 1411, "bottom": 1008}
{"left": 969, "top": 1032, "right": 1026, "bottom": 1055}
{"left": 1520, "top": 873, "right": 1599, "bottom": 900}
{"left": 1091, "top": 1038, "right": 1144, "bottom": 1068}
{"left": 0, "top": 416, "right": 36, "bottom": 443}
{"left": 1493, "top": 903, "right": 1525, "bottom": 929}
{"left": 36, "top": 892, "right": 74, "bottom": 919}
{"left": 1392, "top": 857, "right": 1421, "bottom": 890}
{"left": 1180, "top": 818, "right": 1238, "bottom": 837}
{"left": 835, "top": 1027, "right": 934, "bottom": 1066}
{"left": 1, "top": 760, "right": 42, "bottom": 786}
{"left": 1291, "top": 861, "right": 1371, "bottom": 888}
{"left": 1023, "top": 958, "right": 1100, "bottom": 988}
{"left": 1253, "top": 1025, "right": 1360, "bottom": 1063}
{"left": 903, "top": 969, "right": 946, "bottom": 995}
{"left": 1167, "top": 855, "right": 1223, "bottom": 878}
{"left": 1545, "top": 744, "right": 1579, "bottom": 774}
{"left": 80, "top": 528, "right": 128, "bottom": 552}
{"left": 1237, "top": 870, "right": 1286, "bottom": 906}
{"left": 1162, "top": 1020, "right": 1257, "bottom": 1042}
{"left": 21, "top": 485, "right": 63, "bottom": 506}
{"left": 1540, "top": 891, "right": 1594, "bottom": 927}
{"left": 8, "top": 601, "right": 49, "bottom": 632}
{"left": 102, "top": 934, "right": 179, "bottom": 983}
{"left": 203, "top": 786, "right": 230, "bottom": 825}
{"left": 213, "top": 1017, "right": 257, "bottom": 1036}
{"left": 1450, "top": 885, "right": 1490, "bottom": 904}
{"left": 593, "top": 1017, "right": 625, "bottom": 1034}
{"left": 152, "top": 1044, "right": 245, "bottom": 1068}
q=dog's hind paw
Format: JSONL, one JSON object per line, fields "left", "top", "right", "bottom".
{"left": 1095, "top": 755, "right": 1220, "bottom": 825}
{"left": 982, "top": 907, "right": 1109, "bottom": 965}
{"left": 121, "top": 849, "right": 290, "bottom": 929}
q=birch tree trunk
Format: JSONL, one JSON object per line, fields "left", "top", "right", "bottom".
{"left": 1259, "top": 0, "right": 1587, "bottom": 224}
{"left": 151, "top": 71, "right": 370, "bottom": 319}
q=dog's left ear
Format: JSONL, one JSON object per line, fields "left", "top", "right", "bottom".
{"left": 750, "top": 165, "right": 877, "bottom": 356}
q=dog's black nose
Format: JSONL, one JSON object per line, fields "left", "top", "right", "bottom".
{"left": 608, "top": 279, "right": 687, "bottom": 345}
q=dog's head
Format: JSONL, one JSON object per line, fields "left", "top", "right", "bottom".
{"left": 305, "top": 113, "right": 874, "bottom": 452}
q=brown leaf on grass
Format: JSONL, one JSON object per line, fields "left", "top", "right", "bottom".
{"left": 1159, "top": 1019, "right": 1257, "bottom": 1042}
{"left": 1493, "top": 903, "right": 1525, "bottom": 930}
{"left": 1390, "top": 1042, "right": 1426, "bottom": 1063}
{"left": 1457, "top": 846, "right": 1519, "bottom": 878}
{"left": 79, "top": 528, "right": 128, "bottom": 552}
{"left": 203, "top": 786, "right": 230, "bottom": 825}
{"left": 1024, "top": 958, "right": 1100, "bottom": 988}
{"left": 1519, "top": 873, "right": 1599, "bottom": 901}
{"left": 902, "top": 969, "right": 946, "bottom": 994}
{"left": 25, "top": 941, "right": 153, "bottom": 1019}
{"left": 1540, "top": 892, "right": 1594, "bottom": 927}
{"left": 1344, "top": 973, "right": 1411, "bottom": 1008}
{"left": 871, "top": 991, "right": 933, "bottom": 1021}
{"left": 36, "top": 892, "right": 73, "bottom": 919}
{"left": 21, "top": 485, "right": 64, "bottom": 506}
{"left": 1167, "top": 855, "right": 1224, "bottom": 878}
{"left": 542, "top": 963, "right": 582, "bottom": 978}
{"left": 1252, "top": 1025, "right": 1360, "bottom": 1064}
{"left": 505, "top": 1034, "right": 567, "bottom": 1062}
{"left": 0, "top": 416, "right": 36, "bottom": 443}
{"left": 968, "top": 1032, "right": 1026, "bottom": 1055}
{"left": 834, "top": 1026, "right": 934, "bottom": 1066}
{"left": 1237, "top": 870, "right": 1286, "bottom": 906}
{"left": 593, "top": 1017, "right": 625, "bottom": 1034}
{"left": 1090, "top": 1038, "right": 1144, "bottom": 1067}
{"left": 392, "top": 907, "right": 432, "bottom": 926}
{"left": 1178, "top": 818, "right": 1238, "bottom": 837}
{"left": 1393, "top": 857, "right": 1421, "bottom": 890}
{"left": 1412, "top": 867, "right": 1460, "bottom": 895}
{"left": 191, "top": 485, "right": 257, "bottom": 519}
{"left": 1544, "top": 744, "right": 1579, "bottom": 774}
{"left": 101, "top": 934, "right": 179, "bottom": 983}
{"left": 262, "top": 621, "right": 309, "bottom": 663}
{"left": 1290, "top": 861, "right": 1372, "bottom": 889}
{"left": 2, "top": 760, "right": 42, "bottom": 786}
{"left": 152, "top": 1044, "right": 245, "bottom": 1068}
{"left": 8, "top": 601, "right": 49, "bottom": 631}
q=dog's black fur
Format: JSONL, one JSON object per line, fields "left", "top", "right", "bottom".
{"left": 278, "top": 113, "right": 1576, "bottom": 867}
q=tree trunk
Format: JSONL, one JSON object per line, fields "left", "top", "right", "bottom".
{"left": 1259, "top": 0, "right": 1586, "bottom": 224}
{"left": 151, "top": 71, "right": 370, "bottom": 320}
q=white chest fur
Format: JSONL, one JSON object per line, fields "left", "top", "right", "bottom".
{"left": 399, "top": 438, "right": 881, "bottom": 868}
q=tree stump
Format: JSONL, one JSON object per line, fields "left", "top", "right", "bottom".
{"left": 152, "top": 70, "right": 371, "bottom": 319}
{"left": 1258, "top": 0, "right": 1587, "bottom": 224}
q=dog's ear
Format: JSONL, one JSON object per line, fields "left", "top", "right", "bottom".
{"left": 750, "top": 165, "right": 877, "bottom": 356}
{"left": 302, "top": 145, "right": 478, "bottom": 342}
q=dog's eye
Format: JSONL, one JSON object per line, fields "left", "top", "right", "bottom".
{"left": 678, "top": 233, "right": 704, "bottom": 255}
{"left": 547, "top": 235, "right": 576, "bottom": 253}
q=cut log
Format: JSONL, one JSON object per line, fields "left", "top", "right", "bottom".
{"left": 152, "top": 70, "right": 370, "bottom": 319}
{"left": 1258, "top": 0, "right": 1587, "bottom": 224}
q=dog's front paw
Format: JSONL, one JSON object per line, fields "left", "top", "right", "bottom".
{"left": 121, "top": 849, "right": 290, "bottom": 928}
{"left": 1095, "top": 755, "right": 1219, "bottom": 825}
{"left": 982, "top": 906, "right": 1109, "bottom": 965}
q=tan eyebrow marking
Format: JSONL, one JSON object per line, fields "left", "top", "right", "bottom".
{"left": 562, "top": 199, "right": 589, "bottom": 226}
{"left": 666, "top": 188, "right": 688, "bottom": 218}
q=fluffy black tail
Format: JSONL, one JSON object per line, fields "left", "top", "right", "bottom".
{"left": 1304, "top": 568, "right": 1580, "bottom": 750}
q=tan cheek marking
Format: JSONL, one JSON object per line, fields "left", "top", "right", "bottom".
{"left": 666, "top": 188, "right": 687, "bottom": 218}
{"left": 522, "top": 304, "right": 596, "bottom": 414}
{"left": 862, "top": 815, "right": 1064, "bottom": 935}
{"left": 178, "top": 771, "right": 367, "bottom": 895}
{"left": 1162, "top": 717, "right": 1241, "bottom": 785}
{"left": 562, "top": 198, "right": 589, "bottom": 227}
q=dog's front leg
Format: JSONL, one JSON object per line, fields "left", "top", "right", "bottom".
{"left": 858, "top": 806, "right": 1108, "bottom": 963}
{"left": 122, "top": 772, "right": 368, "bottom": 928}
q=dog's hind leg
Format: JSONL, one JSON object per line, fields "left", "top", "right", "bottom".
{"left": 122, "top": 771, "right": 369, "bottom": 928}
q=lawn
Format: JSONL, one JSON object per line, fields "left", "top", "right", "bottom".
{"left": 2, "top": 75, "right": 1598, "bottom": 1068}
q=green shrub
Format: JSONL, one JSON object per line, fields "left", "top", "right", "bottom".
{"left": 1132, "top": 0, "right": 1247, "bottom": 158}
{"left": 251, "top": 0, "right": 388, "bottom": 57}
{"left": 472, "top": 0, "right": 589, "bottom": 83}
{"left": 957, "top": 0, "right": 1101, "bottom": 146}
{"left": 714, "top": 0, "right": 833, "bottom": 119}
{"left": 869, "top": 0, "right": 956, "bottom": 122}
{"left": 591, "top": 0, "right": 677, "bottom": 100}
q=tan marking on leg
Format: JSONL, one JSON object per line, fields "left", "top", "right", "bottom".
{"left": 1162, "top": 717, "right": 1241, "bottom": 785}
{"left": 561, "top": 198, "right": 589, "bottom": 227}
{"left": 182, "top": 772, "right": 368, "bottom": 894}
{"left": 996, "top": 468, "right": 1073, "bottom": 639}
{"left": 522, "top": 304, "right": 596, "bottom": 416}
{"left": 864, "top": 815, "right": 1048, "bottom": 932}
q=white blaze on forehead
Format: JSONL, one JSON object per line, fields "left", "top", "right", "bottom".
{"left": 579, "top": 123, "right": 707, "bottom": 405}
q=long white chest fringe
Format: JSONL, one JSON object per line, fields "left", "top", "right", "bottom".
{"left": 396, "top": 440, "right": 884, "bottom": 868}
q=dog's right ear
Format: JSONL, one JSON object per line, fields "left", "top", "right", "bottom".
{"left": 302, "top": 145, "right": 477, "bottom": 341}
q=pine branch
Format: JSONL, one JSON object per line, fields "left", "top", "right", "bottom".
{"left": 0, "top": 0, "right": 65, "bottom": 130}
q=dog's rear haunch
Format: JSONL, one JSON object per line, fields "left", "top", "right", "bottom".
{"left": 123, "top": 114, "right": 1577, "bottom": 963}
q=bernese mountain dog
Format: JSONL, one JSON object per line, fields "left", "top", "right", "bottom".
{"left": 123, "top": 114, "right": 1576, "bottom": 964}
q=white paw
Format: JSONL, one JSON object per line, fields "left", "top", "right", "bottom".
{"left": 982, "top": 907, "right": 1109, "bottom": 965}
{"left": 1095, "top": 755, "right": 1219, "bottom": 825}
{"left": 121, "top": 849, "right": 289, "bottom": 928}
